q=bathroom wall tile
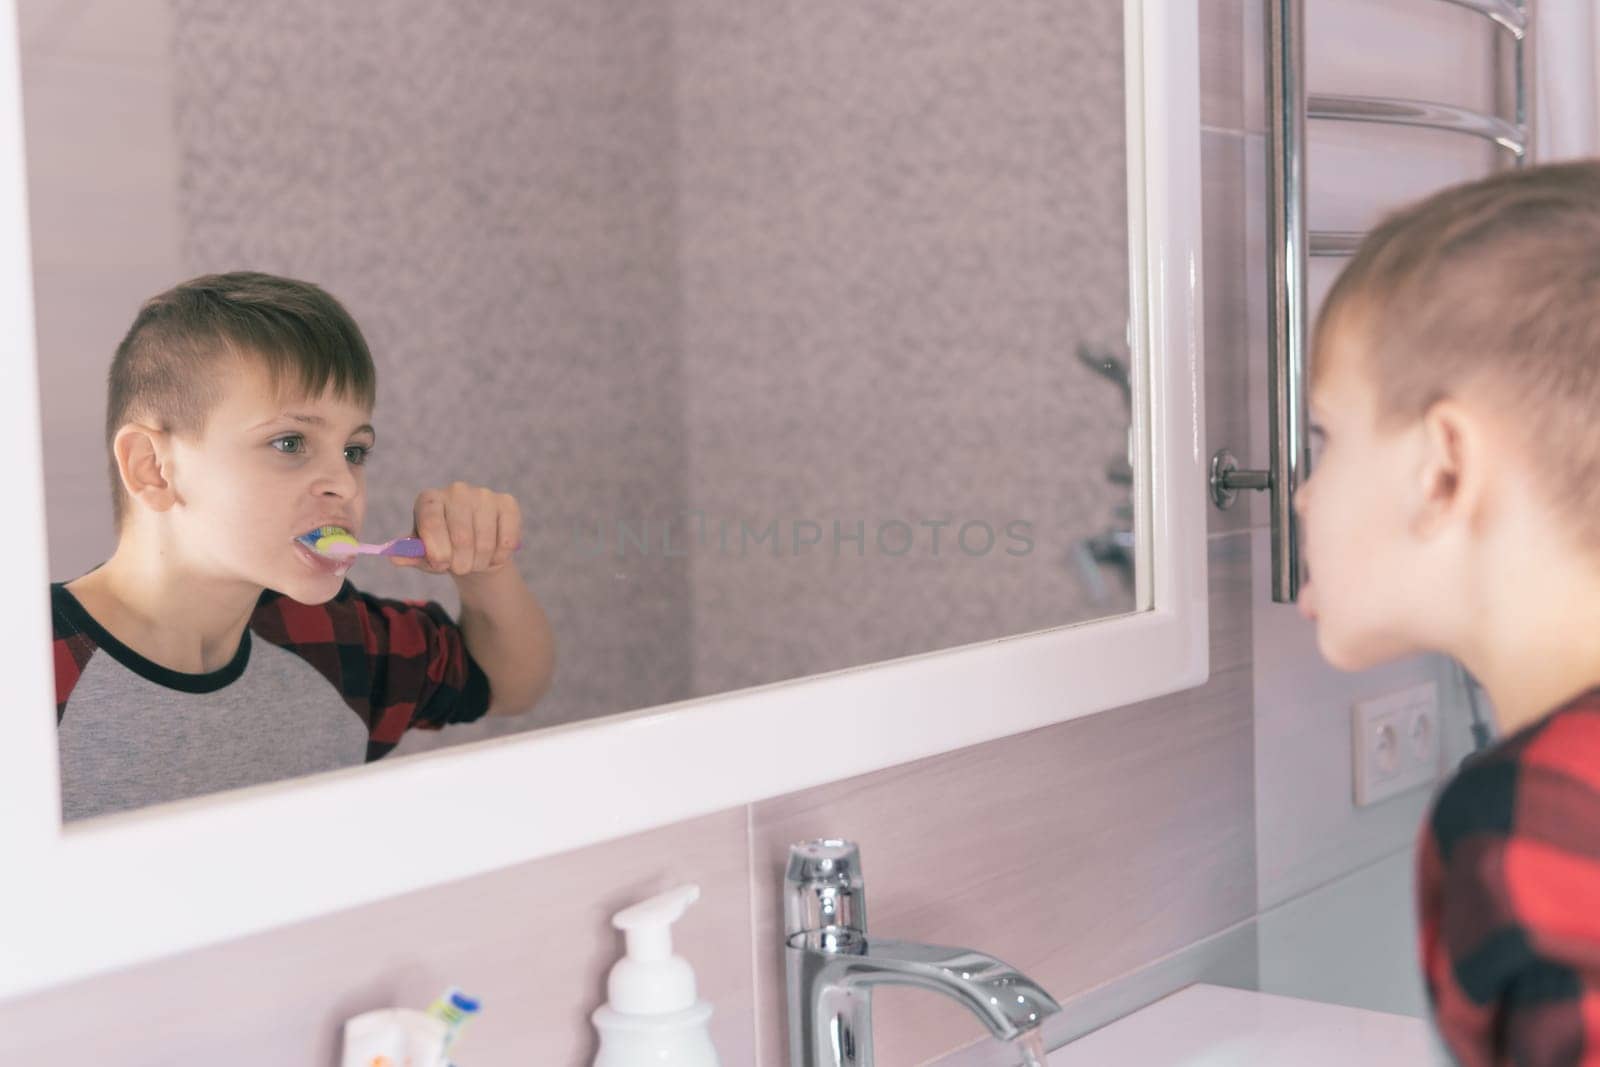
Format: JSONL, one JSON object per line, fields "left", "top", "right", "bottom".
{"left": 1248, "top": 0, "right": 1495, "bottom": 139}
{"left": 20, "top": 55, "right": 183, "bottom": 268}
{"left": 1536, "top": 0, "right": 1600, "bottom": 160}
{"left": 1256, "top": 846, "right": 1427, "bottom": 1018}
{"left": 0, "top": 808, "right": 757, "bottom": 1067}
{"left": 17, "top": 5, "right": 187, "bottom": 584}
{"left": 17, "top": 0, "right": 173, "bottom": 67}
{"left": 1202, "top": 128, "right": 1251, "bottom": 536}
{"left": 1243, "top": 0, "right": 1264, "bottom": 135}
{"left": 1308, "top": 123, "right": 1499, "bottom": 238}
{"left": 33, "top": 260, "right": 183, "bottom": 581}
{"left": 1243, "top": 131, "right": 1271, "bottom": 533}
{"left": 13, "top": 0, "right": 70, "bottom": 49}
{"left": 749, "top": 664, "right": 1255, "bottom": 1065}
{"left": 1208, "top": 529, "right": 1253, "bottom": 676}
{"left": 1199, "top": 0, "right": 1246, "bottom": 133}
{"left": 673, "top": 0, "right": 1135, "bottom": 697}
{"left": 1307, "top": 0, "right": 1496, "bottom": 114}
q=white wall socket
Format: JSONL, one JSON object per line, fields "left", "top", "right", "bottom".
{"left": 1352, "top": 681, "right": 1443, "bottom": 807}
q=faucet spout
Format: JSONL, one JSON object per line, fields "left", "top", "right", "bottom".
{"left": 787, "top": 929, "right": 1060, "bottom": 1065}
{"left": 801, "top": 934, "right": 1060, "bottom": 1039}
{"left": 784, "top": 839, "right": 1063, "bottom": 1066}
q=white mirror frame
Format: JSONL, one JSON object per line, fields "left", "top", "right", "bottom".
{"left": 0, "top": 0, "right": 1205, "bottom": 998}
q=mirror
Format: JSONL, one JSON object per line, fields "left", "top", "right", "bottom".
{"left": 23, "top": 0, "right": 1136, "bottom": 822}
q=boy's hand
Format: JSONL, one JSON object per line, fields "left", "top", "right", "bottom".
{"left": 392, "top": 481, "right": 522, "bottom": 577}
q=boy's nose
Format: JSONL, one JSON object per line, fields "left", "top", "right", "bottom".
{"left": 313, "top": 459, "right": 359, "bottom": 498}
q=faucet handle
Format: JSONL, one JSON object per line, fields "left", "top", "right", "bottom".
{"left": 784, "top": 839, "right": 867, "bottom": 939}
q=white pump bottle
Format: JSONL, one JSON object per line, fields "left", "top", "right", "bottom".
{"left": 591, "top": 883, "right": 720, "bottom": 1066}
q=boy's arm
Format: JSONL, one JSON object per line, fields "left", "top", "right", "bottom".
{"left": 454, "top": 565, "right": 555, "bottom": 718}
{"left": 393, "top": 481, "right": 556, "bottom": 720}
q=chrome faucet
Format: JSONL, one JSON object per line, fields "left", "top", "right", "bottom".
{"left": 785, "top": 838, "right": 1062, "bottom": 1066}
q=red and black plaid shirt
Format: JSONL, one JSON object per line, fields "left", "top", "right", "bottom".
{"left": 1418, "top": 687, "right": 1600, "bottom": 1065}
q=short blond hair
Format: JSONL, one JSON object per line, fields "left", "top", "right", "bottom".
{"left": 1314, "top": 159, "right": 1600, "bottom": 545}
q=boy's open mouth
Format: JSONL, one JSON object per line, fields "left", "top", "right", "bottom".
{"left": 294, "top": 525, "right": 357, "bottom": 575}
{"left": 296, "top": 524, "right": 357, "bottom": 550}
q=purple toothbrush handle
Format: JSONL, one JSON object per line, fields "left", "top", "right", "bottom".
{"left": 382, "top": 537, "right": 523, "bottom": 558}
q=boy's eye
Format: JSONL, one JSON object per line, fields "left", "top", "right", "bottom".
{"left": 270, "top": 435, "right": 373, "bottom": 465}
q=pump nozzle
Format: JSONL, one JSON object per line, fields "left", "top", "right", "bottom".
{"left": 606, "top": 883, "right": 702, "bottom": 1014}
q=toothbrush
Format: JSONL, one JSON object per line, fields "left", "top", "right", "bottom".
{"left": 298, "top": 526, "right": 426, "bottom": 558}
{"left": 298, "top": 525, "right": 522, "bottom": 561}
{"left": 425, "top": 987, "right": 481, "bottom": 1059}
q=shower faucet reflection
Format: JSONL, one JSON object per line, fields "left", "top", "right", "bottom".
{"left": 1071, "top": 343, "right": 1136, "bottom": 602}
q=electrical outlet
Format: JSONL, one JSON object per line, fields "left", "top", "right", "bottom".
{"left": 1352, "top": 682, "right": 1442, "bottom": 807}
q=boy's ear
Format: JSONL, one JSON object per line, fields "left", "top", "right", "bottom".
{"left": 1413, "top": 400, "right": 1479, "bottom": 539}
{"left": 113, "top": 423, "right": 177, "bottom": 514}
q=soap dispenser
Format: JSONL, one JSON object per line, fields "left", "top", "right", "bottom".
{"left": 591, "top": 883, "right": 719, "bottom": 1066}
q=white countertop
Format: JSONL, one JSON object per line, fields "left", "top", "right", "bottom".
{"left": 1048, "top": 983, "right": 1443, "bottom": 1066}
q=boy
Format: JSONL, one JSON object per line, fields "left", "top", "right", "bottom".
{"left": 1296, "top": 160, "right": 1600, "bottom": 1065}
{"left": 52, "top": 272, "right": 556, "bottom": 821}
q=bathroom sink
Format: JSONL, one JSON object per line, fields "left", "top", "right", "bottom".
{"left": 1046, "top": 983, "right": 1444, "bottom": 1066}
